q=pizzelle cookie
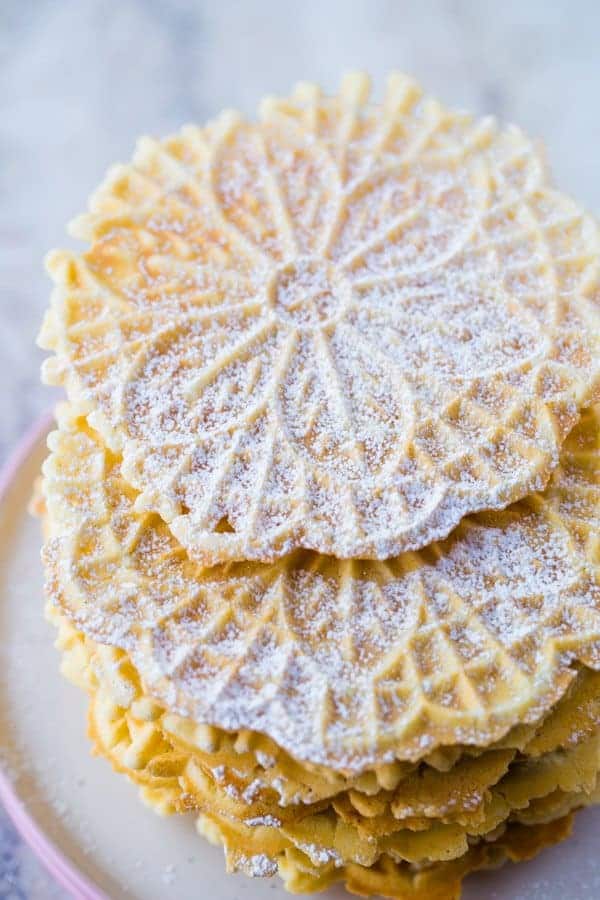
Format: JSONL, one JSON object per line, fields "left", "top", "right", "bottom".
{"left": 50, "top": 606, "right": 600, "bottom": 825}
{"left": 41, "top": 403, "right": 600, "bottom": 773}
{"left": 48, "top": 606, "right": 600, "bottom": 894}
{"left": 37, "top": 73, "right": 600, "bottom": 899}
{"left": 39, "top": 72, "right": 600, "bottom": 564}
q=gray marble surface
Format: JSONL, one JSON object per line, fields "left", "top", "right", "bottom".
{"left": 1, "top": 0, "right": 599, "bottom": 896}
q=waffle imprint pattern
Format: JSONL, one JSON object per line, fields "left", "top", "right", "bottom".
{"left": 51, "top": 607, "right": 600, "bottom": 819}
{"left": 42, "top": 405, "right": 600, "bottom": 772}
{"left": 51, "top": 609, "right": 595, "bottom": 898}
{"left": 39, "top": 72, "right": 600, "bottom": 565}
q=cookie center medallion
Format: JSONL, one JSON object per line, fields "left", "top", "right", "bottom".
{"left": 270, "top": 258, "right": 350, "bottom": 329}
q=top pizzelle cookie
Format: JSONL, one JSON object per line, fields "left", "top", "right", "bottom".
{"left": 39, "top": 72, "right": 600, "bottom": 563}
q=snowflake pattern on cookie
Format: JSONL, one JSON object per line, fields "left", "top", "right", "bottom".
{"left": 40, "top": 73, "right": 600, "bottom": 563}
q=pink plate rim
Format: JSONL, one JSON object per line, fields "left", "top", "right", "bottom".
{"left": 0, "top": 411, "right": 109, "bottom": 900}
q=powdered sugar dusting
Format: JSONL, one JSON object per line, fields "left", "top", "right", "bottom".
{"left": 244, "top": 814, "right": 282, "bottom": 828}
{"left": 296, "top": 842, "right": 344, "bottom": 868}
{"left": 40, "top": 73, "right": 600, "bottom": 564}
{"left": 41, "top": 407, "right": 600, "bottom": 773}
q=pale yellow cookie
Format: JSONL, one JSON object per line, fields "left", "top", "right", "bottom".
{"left": 275, "top": 815, "right": 575, "bottom": 899}
{"left": 42, "top": 405, "right": 600, "bottom": 772}
{"left": 50, "top": 603, "right": 600, "bottom": 824}
{"left": 39, "top": 72, "right": 600, "bottom": 565}
{"left": 47, "top": 603, "right": 597, "bottom": 897}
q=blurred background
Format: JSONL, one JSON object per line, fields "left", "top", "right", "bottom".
{"left": 1, "top": 0, "right": 599, "bottom": 895}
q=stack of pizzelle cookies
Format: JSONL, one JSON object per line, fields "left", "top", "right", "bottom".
{"left": 36, "top": 73, "right": 600, "bottom": 899}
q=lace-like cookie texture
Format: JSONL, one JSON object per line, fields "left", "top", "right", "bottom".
{"left": 39, "top": 72, "right": 600, "bottom": 564}
{"left": 52, "top": 607, "right": 600, "bottom": 827}
{"left": 46, "top": 605, "right": 593, "bottom": 895}
{"left": 42, "top": 403, "right": 600, "bottom": 774}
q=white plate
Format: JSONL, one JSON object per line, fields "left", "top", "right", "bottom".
{"left": 0, "top": 416, "right": 599, "bottom": 900}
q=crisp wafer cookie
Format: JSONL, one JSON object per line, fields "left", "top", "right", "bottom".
{"left": 49, "top": 603, "right": 600, "bottom": 828}
{"left": 50, "top": 605, "right": 600, "bottom": 826}
{"left": 276, "top": 815, "right": 575, "bottom": 899}
{"left": 39, "top": 72, "right": 600, "bottom": 564}
{"left": 50, "top": 607, "right": 597, "bottom": 889}
{"left": 42, "top": 405, "right": 600, "bottom": 772}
